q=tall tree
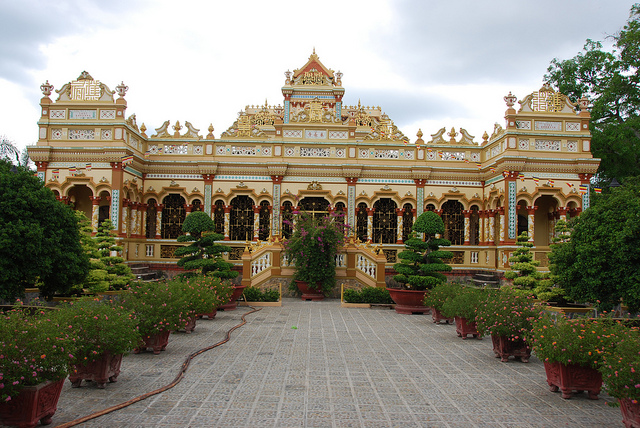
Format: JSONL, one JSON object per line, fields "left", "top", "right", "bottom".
{"left": 0, "top": 159, "right": 89, "bottom": 301}
{"left": 548, "top": 177, "right": 640, "bottom": 312}
{"left": 545, "top": 4, "right": 640, "bottom": 186}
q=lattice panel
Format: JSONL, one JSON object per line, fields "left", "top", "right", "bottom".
{"left": 228, "top": 247, "right": 244, "bottom": 260}
{"left": 100, "top": 110, "right": 116, "bottom": 119}
{"left": 375, "top": 150, "right": 399, "bottom": 159}
{"left": 519, "top": 139, "right": 530, "bottom": 150}
{"left": 101, "top": 129, "right": 112, "bottom": 140}
{"left": 164, "top": 144, "right": 188, "bottom": 154}
{"left": 567, "top": 141, "right": 578, "bottom": 152}
{"left": 566, "top": 122, "right": 580, "bottom": 131}
{"left": 382, "top": 249, "right": 397, "bottom": 263}
{"left": 443, "top": 251, "right": 465, "bottom": 265}
{"left": 160, "top": 245, "right": 182, "bottom": 258}
{"left": 534, "top": 140, "right": 560, "bottom": 151}
{"left": 300, "top": 147, "right": 330, "bottom": 157}
{"left": 232, "top": 146, "right": 256, "bottom": 155}
{"left": 69, "top": 129, "right": 95, "bottom": 140}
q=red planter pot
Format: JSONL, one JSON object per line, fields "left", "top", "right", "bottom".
{"left": 198, "top": 308, "right": 217, "bottom": 319}
{"left": 454, "top": 316, "right": 481, "bottom": 339}
{"left": 182, "top": 314, "right": 197, "bottom": 334}
{"left": 134, "top": 329, "right": 171, "bottom": 355}
{"left": 69, "top": 352, "right": 123, "bottom": 388}
{"left": 219, "top": 285, "right": 248, "bottom": 310}
{"left": 295, "top": 280, "right": 324, "bottom": 301}
{"left": 431, "top": 307, "right": 454, "bottom": 324}
{"left": 543, "top": 361, "right": 602, "bottom": 399}
{"left": 619, "top": 398, "right": 640, "bottom": 428}
{"left": 491, "top": 335, "right": 531, "bottom": 363}
{"left": 0, "top": 378, "right": 65, "bottom": 428}
{"left": 386, "top": 288, "right": 430, "bottom": 314}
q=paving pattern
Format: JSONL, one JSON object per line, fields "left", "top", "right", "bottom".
{"left": 15, "top": 298, "right": 623, "bottom": 427}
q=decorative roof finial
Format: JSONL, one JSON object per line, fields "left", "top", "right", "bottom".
{"left": 40, "top": 80, "right": 54, "bottom": 97}
{"left": 504, "top": 91, "right": 517, "bottom": 108}
{"left": 116, "top": 81, "right": 129, "bottom": 98}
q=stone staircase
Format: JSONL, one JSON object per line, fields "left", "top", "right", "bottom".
{"left": 472, "top": 271, "right": 501, "bottom": 288}
{"left": 129, "top": 264, "right": 160, "bottom": 282}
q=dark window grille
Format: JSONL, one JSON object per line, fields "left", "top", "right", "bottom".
{"left": 259, "top": 200, "right": 270, "bottom": 240}
{"left": 192, "top": 199, "right": 202, "bottom": 212}
{"left": 299, "top": 197, "right": 329, "bottom": 220}
{"left": 373, "top": 198, "right": 397, "bottom": 244}
{"left": 442, "top": 200, "right": 464, "bottom": 245}
{"left": 161, "top": 194, "right": 186, "bottom": 239}
{"left": 230, "top": 195, "right": 254, "bottom": 241}
{"left": 334, "top": 202, "right": 346, "bottom": 230}
{"left": 146, "top": 198, "right": 157, "bottom": 239}
{"left": 282, "top": 201, "right": 293, "bottom": 239}
{"left": 470, "top": 205, "right": 480, "bottom": 245}
{"left": 402, "top": 203, "right": 413, "bottom": 242}
{"left": 356, "top": 203, "right": 368, "bottom": 242}
{"left": 213, "top": 200, "right": 225, "bottom": 235}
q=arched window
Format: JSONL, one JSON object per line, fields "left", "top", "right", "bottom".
{"left": 517, "top": 201, "right": 528, "bottom": 237}
{"left": 213, "top": 200, "right": 225, "bottom": 235}
{"left": 161, "top": 194, "right": 186, "bottom": 239}
{"left": 146, "top": 199, "right": 157, "bottom": 239}
{"left": 192, "top": 199, "right": 202, "bottom": 212}
{"left": 98, "top": 190, "right": 110, "bottom": 225}
{"left": 230, "top": 195, "right": 254, "bottom": 241}
{"left": 425, "top": 203, "right": 436, "bottom": 211}
{"left": 469, "top": 205, "right": 480, "bottom": 245}
{"left": 299, "top": 197, "right": 329, "bottom": 220}
{"left": 258, "top": 200, "right": 270, "bottom": 240}
{"left": 282, "top": 201, "right": 293, "bottom": 239}
{"left": 402, "top": 203, "right": 414, "bottom": 242}
{"left": 442, "top": 200, "right": 464, "bottom": 245}
{"left": 334, "top": 202, "right": 346, "bottom": 230}
{"left": 356, "top": 202, "right": 368, "bottom": 242}
{"left": 373, "top": 198, "right": 397, "bottom": 244}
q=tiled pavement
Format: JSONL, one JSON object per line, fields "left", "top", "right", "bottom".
{"left": 26, "top": 299, "right": 623, "bottom": 427}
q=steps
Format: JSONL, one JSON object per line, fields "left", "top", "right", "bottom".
{"left": 472, "top": 271, "right": 500, "bottom": 288}
{"left": 129, "top": 264, "right": 159, "bottom": 282}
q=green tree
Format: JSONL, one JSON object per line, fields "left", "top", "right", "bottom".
{"left": 503, "top": 232, "right": 559, "bottom": 301}
{"left": 74, "top": 210, "right": 106, "bottom": 294}
{"left": 0, "top": 159, "right": 89, "bottom": 301}
{"left": 93, "top": 219, "right": 134, "bottom": 290}
{"left": 393, "top": 211, "right": 453, "bottom": 290}
{"left": 174, "top": 211, "right": 237, "bottom": 280}
{"left": 548, "top": 177, "right": 640, "bottom": 312}
{"left": 545, "top": 4, "right": 640, "bottom": 185}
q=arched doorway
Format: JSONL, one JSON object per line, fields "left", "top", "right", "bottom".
{"left": 161, "top": 194, "right": 186, "bottom": 239}
{"left": 442, "top": 200, "right": 464, "bottom": 245}
{"left": 533, "top": 195, "right": 558, "bottom": 246}
{"left": 68, "top": 184, "right": 93, "bottom": 220}
{"left": 373, "top": 198, "right": 397, "bottom": 244}
{"left": 230, "top": 195, "right": 254, "bottom": 241}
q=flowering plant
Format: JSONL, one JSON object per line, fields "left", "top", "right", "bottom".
{"left": 423, "top": 283, "right": 463, "bottom": 311}
{"left": 54, "top": 298, "right": 141, "bottom": 365}
{"left": 169, "top": 275, "right": 233, "bottom": 317}
{"left": 439, "top": 286, "right": 485, "bottom": 320}
{"left": 527, "top": 314, "right": 624, "bottom": 368}
{"left": 600, "top": 324, "right": 640, "bottom": 402}
{"left": 120, "top": 281, "right": 188, "bottom": 337}
{"left": 0, "top": 306, "right": 77, "bottom": 402}
{"left": 283, "top": 209, "right": 348, "bottom": 294}
{"left": 475, "top": 288, "right": 542, "bottom": 338}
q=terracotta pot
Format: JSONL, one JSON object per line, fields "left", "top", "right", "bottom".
{"left": 219, "top": 285, "right": 248, "bottom": 310}
{"left": 198, "top": 308, "right": 217, "bottom": 319}
{"left": 491, "top": 335, "right": 531, "bottom": 362}
{"left": 386, "top": 288, "right": 430, "bottom": 314}
{"left": 134, "top": 329, "right": 171, "bottom": 355}
{"left": 0, "top": 378, "right": 65, "bottom": 428}
{"left": 295, "top": 280, "right": 324, "bottom": 301}
{"left": 619, "top": 398, "right": 640, "bottom": 428}
{"left": 431, "top": 307, "right": 454, "bottom": 324}
{"left": 182, "top": 314, "right": 197, "bottom": 334}
{"left": 69, "top": 352, "right": 123, "bottom": 388}
{"left": 454, "top": 316, "right": 481, "bottom": 339}
{"left": 543, "top": 361, "right": 602, "bottom": 399}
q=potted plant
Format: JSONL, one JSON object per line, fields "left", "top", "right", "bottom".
{"left": 423, "top": 283, "right": 461, "bottom": 324}
{"left": 175, "top": 211, "right": 240, "bottom": 309}
{"left": 55, "top": 298, "right": 140, "bottom": 388}
{"left": 0, "top": 306, "right": 77, "bottom": 427}
{"left": 120, "top": 281, "right": 188, "bottom": 354}
{"left": 475, "top": 288, "right": 541, "bottom": 362}
{"left": 284, "top": 208, "right": 348, "bottom": 300}
{"left": 600, "top": 325, "right": 640, "bottom": 427}
{"left": 528, "top": 314, "right": 623, "bottom": 399}
{"left": 170, "top": 275, "right": 231, "bottom": 332}
{"left": 440, "top": 286, "right": 484, "bottom": 339}
{"left": 390, "top": 211, "right": 453, "bottom": 314}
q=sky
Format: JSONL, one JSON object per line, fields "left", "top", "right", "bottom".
{"left": 0, "top": 0, "right": 636, "bottom": 153}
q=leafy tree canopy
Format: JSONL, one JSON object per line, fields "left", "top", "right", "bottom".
{"left": 548, "top": 176, "right": 640, "bottom": 312}
{"left": 0, "top": 159, "right": 89, "bottom": 301}
{"left": 545, "top": 4, "right": 640, "bottom": 185}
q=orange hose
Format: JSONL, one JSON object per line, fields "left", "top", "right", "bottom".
{"left": 55, "top": 306, "right": 261, "bottom": 428}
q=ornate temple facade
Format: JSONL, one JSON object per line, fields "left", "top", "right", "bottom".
{"left": 28, "top": 52, "right": 599, "bottom": 280}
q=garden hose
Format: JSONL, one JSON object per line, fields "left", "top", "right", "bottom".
{"left": 55, "top": 306, "right": 261, "bottom": 428}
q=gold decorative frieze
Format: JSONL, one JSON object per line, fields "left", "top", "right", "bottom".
{"left": 518, "top": 83, "right": 577, "bottom": 113}
{"left": 55, "top": 71, "right": 114, "bottom": 102}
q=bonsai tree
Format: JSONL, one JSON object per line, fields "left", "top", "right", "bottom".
{"left": 174, "top": 211, "right": 237, "bottom": 280}
{"left": 92, "top": 219, "right": 134, "bottom": 290}
{"left": 74, "top": 211, "right": 108, "bottom": 294}
{"left": 0, "top": 160, "right": 88, "bottom": 301}
{"left": 393, "top": 211, "right": 453, "bottom": 290}
{"left": 548, "top": 177, "right": 640, "bottom": 312}
{"left": 503, "top": 232, "right": 556, "bottom": 300}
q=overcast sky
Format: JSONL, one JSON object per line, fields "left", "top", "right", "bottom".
{"left": 0, "top": 0, "right": 635, "bottom": 153}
